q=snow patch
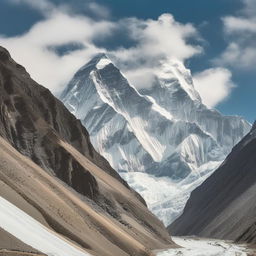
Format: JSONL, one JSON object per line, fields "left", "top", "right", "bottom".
{"left": 96, "top": 58, "right": 112, "bottom": 70}
{"left": 0, "top": 196, "right": 91, "bottom": 256}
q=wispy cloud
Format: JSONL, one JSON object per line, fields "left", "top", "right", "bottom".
{"left": 113, "top": 14, "right": 202, "bottom": 67}
{"left": 215, "top": 0, "right": 256, "bottom": 69}
{"left": 1, "top": 0, "right": 238, "bottom": 109}
{"left": 87, "top": 2, "right": 111, "bottom": 19}
{"left": 0, "top": 1, "right": 202, "bottom": 95}
{"left": 6, "top": 0, "right": 56, "bottom": 15}
{"left": 193, "top": 68, "right": 235, "bottom": 108}
{"left": 0, "top": 10, "right": 114, "bottom": 92}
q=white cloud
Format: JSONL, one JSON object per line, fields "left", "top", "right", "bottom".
{"left": 223, "top": 16, "right": 256, "bottom": 33}
{"left": 6, "top": 0, "right": 56, "bottom": 15}
{"left": 5, "top": 0, "right": 111, "bottom": 19}
{"left": 2, "top": 1, "right": 234, "bottom": 108}
{"left": 193, "top": 68, "right": 235, "bottom": 108}
{"left": 111, "top": 14, "right": 202, "bottom": 90}
{"left": 1, "top": 0, "right": 204, "bottom": 95}
{"left": 0, "top": 12, "right": 115, "bottom": 93}
{"left": 114, "top": 14, "right": 202, "bottom": 70}
{"left": 216, "top": 43, "right": 256, "bottom": 69}
{"left": 2, "top": 0, "right": 240, "bottom": 109}
{"left": 88, "top": 2, "right": 110, "bottom": 19}
{"left": 215, "top": 0, "right": 256, "bottom": 69}
{"left": 125, "top": 67, "right": 157, "bottom": 89}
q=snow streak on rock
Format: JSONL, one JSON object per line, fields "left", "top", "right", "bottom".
{"left": 0, "top": 197, "right": 91, "bottom": 256}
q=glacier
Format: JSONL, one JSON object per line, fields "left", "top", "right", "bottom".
{"left": 157, "top": 237, "right": 251, "bottom": 256}
{"left": 60, "top": 53, "right": 250, "bottom": 225}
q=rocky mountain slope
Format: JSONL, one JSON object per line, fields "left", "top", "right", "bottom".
{"left": 169, "top": 123, "right": 256, "bottom": 244}
{"left": 60, "top": 54, "right": 250, "bottom": 225}
{"left": 0, "top": 46, "right": 174, "bottom": 256}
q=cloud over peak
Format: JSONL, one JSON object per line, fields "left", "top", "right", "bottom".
{"left": 1, "top": 0, "right": 239, "bottom": 109}
{"left": 0, "top": 1, "right": 202, "bottom": 95}
{"left": 193, "top": 68, "right": 235, "bottom": 108}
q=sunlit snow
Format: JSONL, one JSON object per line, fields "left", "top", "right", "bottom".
{"left": 96, "top": 58, "right": 112, "bottom": 70}
{"left": 0, "top": 196, "right": 91, "bottom": 256}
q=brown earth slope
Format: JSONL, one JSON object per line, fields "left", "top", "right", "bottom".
{"left": 0, "top": 46, "right": 175, "bottom": 256}
{"left": 169, "top": 124, "right": 256, "bottom": 244}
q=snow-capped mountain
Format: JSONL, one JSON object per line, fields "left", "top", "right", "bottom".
{"left": 60, "top": 53, "right": 250, "bottom": 225}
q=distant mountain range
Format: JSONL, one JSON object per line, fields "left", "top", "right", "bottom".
{"left": 60, "top": 53, "right": 251, "bottom": 225}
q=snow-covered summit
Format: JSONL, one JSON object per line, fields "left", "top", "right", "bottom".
{"left": 60, "top": 54, "right": 250, "bottom": 225}
{"left": 154, "top": 59, "right": 202, "bottom": 103}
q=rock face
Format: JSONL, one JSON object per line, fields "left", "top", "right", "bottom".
{"left": 0, "top": 46, "right": 174, "bottom": 256}
{"left": 60, "top": 54, "right": 250, "bottom": 225}
{"left": 169, "top": 124, "right": 256, "bottom": 244}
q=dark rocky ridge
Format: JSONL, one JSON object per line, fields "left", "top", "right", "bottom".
{"left": 169, "top": 124, "right": 256, "bottom": 244}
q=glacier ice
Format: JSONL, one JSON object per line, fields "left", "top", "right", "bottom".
{"left": 157, "top": 237, "right": 250, "bottom": 256}
{"left": 60, "top": 54, "right": 250, "bottom": 225}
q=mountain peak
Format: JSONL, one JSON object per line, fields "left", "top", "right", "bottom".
{"left": 154, "top": 58, "right": 202, "bottom": 103}
{"left": 0, "top": 46, "right": 11, "bottom": 62}
{"left": 251, "top": 120, "right": 256, "bottom": 131}
{"left": 74, "top": 53, "right": 114, "bottom": 76}
{"left": 88, "top": 52, "right": 112, "bottom": 68}
{"left": 96, "top": 55, "right": 112, "bottom": 70}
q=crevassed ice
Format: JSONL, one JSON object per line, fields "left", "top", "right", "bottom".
{"left": 121, "top": 160, "right": 220, "bottom": 226}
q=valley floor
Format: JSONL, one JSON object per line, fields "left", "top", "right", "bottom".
{"left": 157, "top": 237, "right": 256, "bottom": 256}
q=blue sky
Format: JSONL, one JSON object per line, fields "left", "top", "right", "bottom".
{"left": 0, "top": 0, "right": 255, "bottom": 122}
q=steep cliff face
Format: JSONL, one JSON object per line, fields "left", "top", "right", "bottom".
{"left": 169, "top": 124, "right": 256, "bottom": 244}
{"left": 0, "top": 46, "right": 174, "bottom": 256}
{"left": 60, "top": 54, "right": 250, "bottom": 225}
